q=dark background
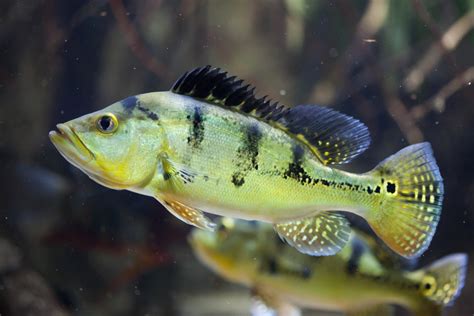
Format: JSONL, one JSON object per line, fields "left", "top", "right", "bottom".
{"left": 0, "top": 1, "right": 473, "bottom": 315}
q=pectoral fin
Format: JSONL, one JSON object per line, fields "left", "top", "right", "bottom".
{"left": 346, "top": 304, "right": 394, "bottom": 316}
{"left": 161, "top": 199, "right": 216, "bottom": 231}
{"left": 250, "top": 287, "right": 301, "bottom": 316}
{"left": 274, "top": 211, "right": 351, "bottom": 256}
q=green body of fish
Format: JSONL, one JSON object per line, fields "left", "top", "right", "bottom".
{"left": 140, "top": 92, "right": 377, "bottom": 219}
{"left": 49, "top": 66, "right": 444, "bottom": 258}
{"left": 190, "top": 219, "right": 467, "bottom": 316}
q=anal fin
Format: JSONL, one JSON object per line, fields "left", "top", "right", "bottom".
{"left": 162, "top": 199, "right": 216, "bottom": 231}
{"left": 274, "top": 211, "right": 351, "bottom": 256}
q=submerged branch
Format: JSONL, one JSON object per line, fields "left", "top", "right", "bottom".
{"left": 355, "top": 0, "right": 389, "bottom": 38}
{"left": 411, "top": 67, "right": 474, "bottom": 120}
{"left": 108, "top": 0, "right": 168, "bottom": 79}
{"left": 310, "top": 0, "right": 388, "bottom": 104}
{"left": 404, "top": 11, "right": 474, "bottom": 92}
{"left": 386, "top": 94, "right": 424, "bottom": 144}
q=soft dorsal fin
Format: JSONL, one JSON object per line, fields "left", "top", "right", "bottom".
{"left": 171, "top": 66, "right": 371, "bottom": 165}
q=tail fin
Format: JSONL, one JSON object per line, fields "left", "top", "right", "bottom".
{"left": 417, "top": 253, "right": 468, "bottom": 306}
{"left": 366, "top": 143, "right": 444, "bottom": 258}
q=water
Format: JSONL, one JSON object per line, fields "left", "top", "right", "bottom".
{"left": 1, "top": 1, "right": 473, "bottom": 315}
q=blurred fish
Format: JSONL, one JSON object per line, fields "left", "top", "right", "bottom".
{"left": 189, "top": 219, "right": 467, "bottom": 316}
{"left": 49, "top": 65, "right": 443, "bottom": 258}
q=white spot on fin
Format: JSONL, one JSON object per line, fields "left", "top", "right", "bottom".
{"left": 274, "top": 211, "right": 351, "bottom": 256}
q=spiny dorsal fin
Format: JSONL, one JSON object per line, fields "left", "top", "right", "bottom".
{"left": 171, "top": 66, "right": 371, "bottom": 165}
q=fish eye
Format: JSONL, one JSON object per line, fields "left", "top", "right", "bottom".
{"left": 96, "top": 113, "right": 118, "bottom": 134}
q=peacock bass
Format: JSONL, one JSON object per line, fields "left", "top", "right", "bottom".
{"left": 49, "top": 65, "right": 444, "bottom": 258}
{"left": 190, "top": 218, "right": 467, "bottom": 316}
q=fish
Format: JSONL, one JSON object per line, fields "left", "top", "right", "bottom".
{"left": 49, "top": 65, "right": 444, "bottom": 258}
{"left": 189, "top": 218, "right": 467, "bottom": 316}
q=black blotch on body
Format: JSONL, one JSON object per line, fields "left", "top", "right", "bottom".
{"left": 121, "top": 96, "right": 138, "bottom": 113}
{"left": 375, "top": 186, "right": 381, "bottom": 193}
{"left": 187, "top": 106, "right": 205, "bottom": 148}
{"left": 367, "top": 186, "right": 373, "bottom": 194}
{"left": 281, "top": 145, "right": 364, "bottom": 190}
{"left": 230, "top": 123, "right": 263, "bottom": 187}
{"left": 347, "top": 238, "right": 365, "bottom": 275}
{"left": 137, "top": 105, "right": 159, "bottom": 121}
{"left": 121, "top": 96, "right": 159, "bottom": 120}
{"left": 283, "top": 145, "right": 314, "bottom": 185}
{"left": 242, "top": 124, "right": 263, "bottom": 170}
{"left": 262, "top": 254, "right": 311, "bottom": 280}
{"left": 268, "top": 258, "right": 278, "bottom": 274}
{"left": 386, "top": 182, "right": 396, "bottom": 194}
{"left": 301, "top": 266, "right": 312, "bottom": 279}
{"left": 231, "top": 173, "right": 245, "bottom": 187}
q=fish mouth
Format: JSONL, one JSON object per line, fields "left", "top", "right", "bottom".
{"left": 49, "top": 124, "right": 94, "bottom": 169}
{"left": 49, "top": 124, "right": 129, "bottom": 190}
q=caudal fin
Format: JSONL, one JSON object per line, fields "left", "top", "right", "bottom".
{"left": 366, "top": 142, "right": 444, "bottom": 258}
{"left": 416, "top": 253, "right": 468, "bottom": 306}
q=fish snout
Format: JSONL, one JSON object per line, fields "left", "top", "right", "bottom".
{"left": 49, "top": 123, "right": 94, "bottom": 163}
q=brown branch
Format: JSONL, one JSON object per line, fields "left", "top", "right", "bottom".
{"left": 108, "top": 0, "right": 168, "bottom": 79}
{"left": 321, "top": 0, "right": 422, "bottom": 143}
{"left": 355, "top": 0, "right": 389, "bottom": 39}
{"left": 309, "top": 0, "right": 389, "bottom": 104}
{"left": 411, "top": 0, "right": 448, "bottom": 45}
{"left": 411, "top": 67, "right": 474, "bottom": 120}
{"left": 410, "top": 0, "right": 457, "bottom": 69}
{"left": 385, "top": 93, "right": 424, "bottom": 144}
{"left": 404, "top": 11, "right": 474, "bottom": 92}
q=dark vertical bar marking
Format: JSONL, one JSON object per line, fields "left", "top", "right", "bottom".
{"left": 242, "top": 123, "right": 263, "bottom": 170}
{"left": 187, "top": 106, "right": 205, "bottom": 149}
{"left": 283, "top": 144, "right": 314, "bottom": 185}
{"left": 230, "top": 123, "right": 263, "bottom": 187}
{"left": 346, "top": 238, "right": 365, "bottom": 275}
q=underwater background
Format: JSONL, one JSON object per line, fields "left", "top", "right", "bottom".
{"left": 1, "top": 0, "right": 473, "bottom": 315}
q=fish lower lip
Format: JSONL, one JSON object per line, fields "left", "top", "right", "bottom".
{"left": 49, "top": 124, "right": 94, "bottom": 162}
